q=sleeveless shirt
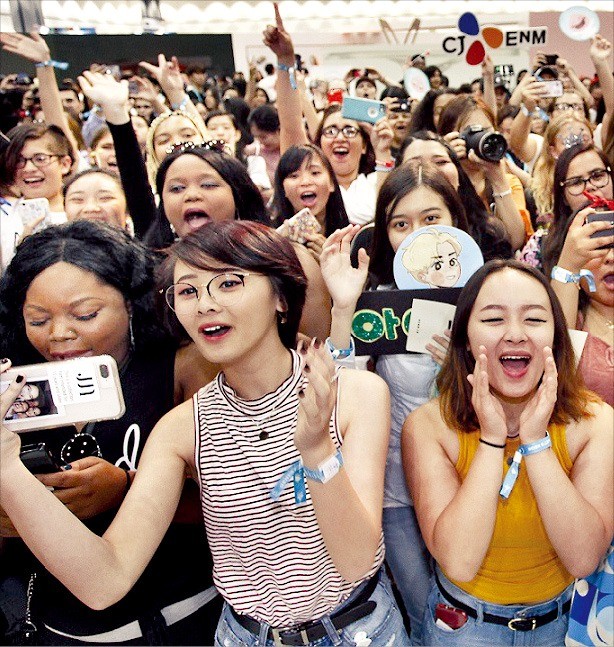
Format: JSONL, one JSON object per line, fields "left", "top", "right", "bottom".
{"left": 193, "top": 350, "right": 385, "bottom": 626}
{"left": 445, "top": 423, "right": 574, "bottom": 604}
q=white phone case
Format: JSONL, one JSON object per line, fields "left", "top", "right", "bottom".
{"left": 2, "top": 355, "right": 125, "bottom": 433}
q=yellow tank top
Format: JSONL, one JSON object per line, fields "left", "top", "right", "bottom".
{"left": 445, "top": 424, "right": 574, "bottom": 604}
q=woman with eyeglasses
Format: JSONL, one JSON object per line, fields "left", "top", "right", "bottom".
{"left": 0, "top": 220, "right": 410, "bottom": 647}
{"left": 0, "top": 220, "right": 222, "bottom": 645}
{"left": 519, "top": 139, "right": 605, "bottom": 272}
{"left": 539, "top": 144, "right": 613, "bottom": 407}
{"left": 263, "top": 5, "right": 394, "bottom": 227}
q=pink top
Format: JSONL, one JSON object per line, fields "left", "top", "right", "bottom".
{"left": 578, "top": 315, "right": 614, "bottom": 407}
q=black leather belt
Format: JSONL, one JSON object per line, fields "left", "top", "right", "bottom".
{"left": 230, "top": 574, "right": 379, "bottom": 646}
{"left": 435, "top": 571, "right": 570, "bottom": 632}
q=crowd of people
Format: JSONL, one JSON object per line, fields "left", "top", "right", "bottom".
{"left": 0, "top": 3, "right": 612, "bottom": 646}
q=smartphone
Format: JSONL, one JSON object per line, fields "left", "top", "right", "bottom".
{"left": 586, "top": 211, "right": 614, "bottom": 249}
{"left": 19, "top": 442, "right": 65, "bottom": 474}
{"left": 104, "top": 65, "right": 121, "bottom": 81}
{"left": 12, "top": 197, "right": 60, "bottom": 235}
{"left": 286, "top": 208, "right": 321, "bottom": 245}
{"left": 434, "top": 603, "right": 468, "bottom": 630}
{"left": 128, "top": 80, "right": 140, "bottom": 96}
{"left": 342, "top": 96, "right": 386, "bottom": 124}
{"left": 540, "top": 80, "right": 563, "bottom": 98}
{"left": 1, "top": 355, "right": 125, "bottom": 433}
{"left": 327, "top": 88, "right": 344, "bottom": 105}
{"left": 494, "top": 64, "right": 514, "bottom": 76}
{"left": 545, "top": 54, "right": 559, "bottom": 65}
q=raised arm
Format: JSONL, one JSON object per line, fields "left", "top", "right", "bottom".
{"left": 295, "top": 341, "right": 390, "bottom": 582}
{"left": 590, "top": 35, "right": 613, "bottom": 137}
{"left": 508, "top": 75, "right": 545, "bottom": 163}
{"left": 78, "top": 71, "right": 157, "bottom": 237}
{"left": 320, "top": 224, "right": 369, "bottom": 351}
{"left": 0, "top": 31, "right": 79, "bottom": 166}
{"left": 551, "top": 206, "right": 614, "bottom": 328}
{"left": 403, "top": 350, "right": 508, "bottom": 582}
{"left": 0, "top": 377, "right": 194, "bottom": 610}
{"left": 262, "top": 3, "right": 309, "bottom": 152}
{"left": 481, "top": 54, "right": 497, "bottom": 117}
{"left": 140, "top": 54, "right": 208, "bottom": 136}
{"left": 556, "top": 57, "right": 593, "bottom": 108}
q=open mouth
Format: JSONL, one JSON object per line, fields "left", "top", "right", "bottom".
{"left": 300, "top": 191, "right": 317, "bottom": 207}
{"left": 603, "top": 273, "right": 614, "bottom": 289}
{"left": 23, "top": 177, "right": 45, "bottom": 186}
{"left": 331, "top": 145, "right": 349, "bottom": 161}
{"left": 183, "top": 209, "right": 211, "bottom": 230}
{"left": 499, "top": 354, "right": 531, "bottom": 377}
{"left": 199, "top": 324, "right": 231, "bottom": 338}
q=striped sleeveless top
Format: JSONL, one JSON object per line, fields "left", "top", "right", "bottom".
{"left": 193, "top": 350, "right": 384, "bottom": 626}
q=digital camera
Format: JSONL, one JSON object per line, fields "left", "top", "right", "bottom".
{"left": 460, "top": 125, "right": 507, "bottom": 162}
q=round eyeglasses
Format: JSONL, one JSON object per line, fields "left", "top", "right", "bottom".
{"left": 321, "top": 125, "right": 360, "bottom": 139}
{"left": 561, "top": 168, "right": 611, "bottom": 196}
{"left": 164, "top": 272, "right": 255, "bottom": 311}
{"left": 16, "top": 153, "right": 61, "bottom": 169}
{"left": 553, "top": 102, "right": 583, "bottom": 112}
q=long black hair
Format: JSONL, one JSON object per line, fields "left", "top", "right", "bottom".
{"left": 399, "top": 131, "right": 512, "bottom": 261}
{"left": 145, "top": 147, "right": 268, "bottom": 249}
{"left": 272, "top": 144, "right": 349, "bottom": 236}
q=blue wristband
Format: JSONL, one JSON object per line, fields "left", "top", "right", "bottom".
{"left": 35, "top": 59, "right": 69, "bottom": 70}
{"left": 551, "top": 266, "right": 596, "bottom": 292}
{"left": 325, "top": 337, "right": 354, "bottom": 361}
{"left": 500, "top": 432, "right": 551, "bottom": 499}
{"left": 277, "top": 63, "right": 297, "bottom": 90}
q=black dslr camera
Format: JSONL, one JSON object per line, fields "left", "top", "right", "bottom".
{"left": 460, "top": 125, "right": 507, "bottom": 162}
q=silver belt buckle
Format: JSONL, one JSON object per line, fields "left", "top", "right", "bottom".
{"left": 507, "top": 616, "right": 538, "bottom": 631}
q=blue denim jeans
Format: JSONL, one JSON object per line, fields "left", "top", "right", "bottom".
{"left": 422, "top": 568, "right": 572, "bottom": 646}
{"left": 214, "top": 568, "right": 410, "bottom": 647}
{"left": 382, "top": 505, "right": 434, "bottom": 646}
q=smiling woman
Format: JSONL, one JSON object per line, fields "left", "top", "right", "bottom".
{"left": 403, "top": 259, "right": 612, "bottom": 646}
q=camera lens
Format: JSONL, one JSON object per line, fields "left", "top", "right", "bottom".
{"left": 479, "top": 132, "right": 507, "bottom": 162}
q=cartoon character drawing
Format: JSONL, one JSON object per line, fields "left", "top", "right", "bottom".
{"left": 402, "top": 228, "right": 462, "bottom": 288}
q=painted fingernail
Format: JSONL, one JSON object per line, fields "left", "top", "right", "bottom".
{"left": 299, "top": 342, "right": 308, "bottom": 355}
{"left": 62, "top": 464, "right": 72, "bottom": 471}
{"left": 298, "top": 389, "right": 305, "bottom": 398}
{"left": 15, "top": 374, "right": 25, "bottom": 383}
{"left": 297, "top": 340, "right": 304, "bottom": 354}
{"left": 0, "top": 358, "right": 9, "bottom": 364}
{"left": 304, "top": 364, "right": 311, "bottom": 373}
{"left": 313, "top": 338, "right": 322, "bottom": 349}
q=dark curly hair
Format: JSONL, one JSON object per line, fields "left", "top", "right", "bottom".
{"left": 0, "top": 220, "right": 168, "bottom": 365}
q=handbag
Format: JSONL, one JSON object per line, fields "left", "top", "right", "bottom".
{"left": 565, "top": 539, "right": 614, "bottom": 646}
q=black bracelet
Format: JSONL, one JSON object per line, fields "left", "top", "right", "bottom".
{"left": 479, "top": 437, "right": 506, "bottom": 449}
{"left": 123, "top": 469, "right": 132, "bottom": 495}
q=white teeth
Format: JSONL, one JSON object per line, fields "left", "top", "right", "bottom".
{"left": 204, "top": 325, "right": 223, "bottom": 333}
{"left": 500, "top": 355, "right": 530, "bottom": 360}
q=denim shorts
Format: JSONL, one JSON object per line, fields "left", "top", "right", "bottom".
{"left": 422, "top": 568, "right": 572, "bottom": 646}
{"left": 214, "top": 568, "right": 410, "bottom": 647}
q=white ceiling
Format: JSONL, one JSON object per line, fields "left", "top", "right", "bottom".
{"left": 1, "top": 0, "right": 611, "bottom": 34}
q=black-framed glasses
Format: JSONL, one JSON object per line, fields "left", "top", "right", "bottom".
{"left": 321, "top": 125, "right": 360, "bottom": 139}
{"left": 16, "top": 153, "right": 61, "bottom": 169}
{"left": 60, "top": 432, "right": 102, "bottom": 463}
{"left": 165, "top": 139, "right": 230, "bottom": 156}
{"left": 561, "top": 167, "right": 611, "bottom": 195}
{"left": 163, "top": 272, "right": 256, "bottom": 312}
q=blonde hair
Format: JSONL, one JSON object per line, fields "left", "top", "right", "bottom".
{"left": 402, "top": 228, "right": 461, "bottom": 281}
{"left": 531, "top": 113, "right": 593, "bottom": 216}
{"left": 145, "top": 110, "right": 208, "bottom": 190}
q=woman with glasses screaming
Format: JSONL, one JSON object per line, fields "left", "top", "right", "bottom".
{"left": 1, "top": 220, "right": 409, "bottom": 647}
{"left": 0, "top": 220, "right": 222, "bottom": 645}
